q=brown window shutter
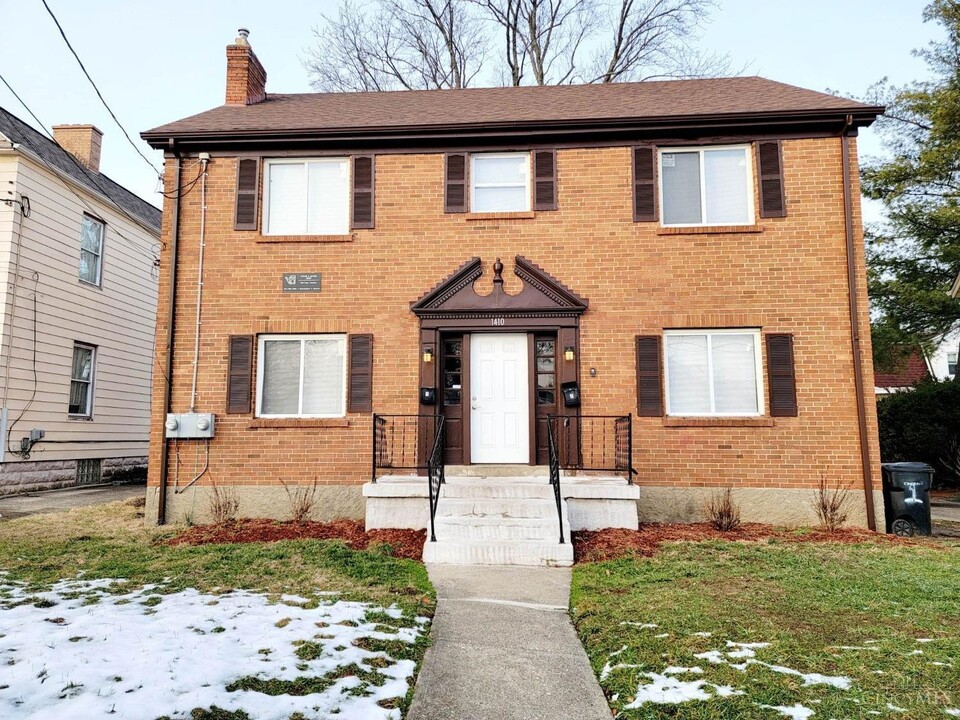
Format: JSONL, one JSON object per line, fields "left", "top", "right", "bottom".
{"left": 234, "top": 158, "right": 260, "bottom": 230}
{"left": 444, "top": 153, "right": 468, "bottom": 213}
{"left": 226, "top": 335, "right": 253, "bottom": 414}
{"left": 636, "top": 335, "right": 663, "bottom": 416}
{"left": 766, "top": 333, "right": 797, "bottom": 416}
{"left": 757, "top": 141, "right": 786, "bottom": 218}
{"left": 352, "top": 155, "right": 375, "bottom": 229}
{"left": 348, "top": 334, "right": 374, "bottom": 413}
{"left": 632, "top": 145, "right": 657, "bottom": 222}
{"left": 533, "top": 149, "right": 557, "bottom": 211}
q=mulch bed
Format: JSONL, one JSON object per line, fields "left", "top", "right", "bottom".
{"left": 572, "top": 523, "right": 925, "bottom": 563}
{"left": 167, "top": 519, "right": 426, "bottom": 561}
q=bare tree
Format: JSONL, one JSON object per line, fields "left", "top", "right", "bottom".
{"left": 304, "top": 0, "right": 488, "bottom": 91}
{"left": 303, "top": 0, "right": 732, "bottom": 89}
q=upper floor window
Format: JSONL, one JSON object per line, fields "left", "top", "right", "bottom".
{"left": 256, "top": 334, "right": 346, "bottom": 418}
{"left": 69, "top": 343, "right": 96, "bottom": 417}
{"left": 660, "top": 146, "right": 753, "bottom": 227}
{"left": 263, "top": 159, "right": 349, "bottom": 235}
{"left": 664, "top": 329, "right": 763, "bottom": 416}
{"left": 948, "top": 351, "right": 957, "bottom": 377}
{"left": 79, "top": 215, "right": 104, "bottom": 285}
{"left": 471, "top": 153, "right": 530, "bottom": 213}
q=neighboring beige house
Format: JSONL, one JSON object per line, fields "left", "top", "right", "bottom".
{"left": 0, "top": 106, "right": 161, "bottom": 494}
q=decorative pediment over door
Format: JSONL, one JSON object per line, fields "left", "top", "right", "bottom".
{"left": 411, "top": 256, "right": 588, "bottom": 324}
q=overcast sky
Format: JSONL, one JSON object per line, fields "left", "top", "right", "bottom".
{"left": 0, "top": 0, "right": 934, "bottom": 214}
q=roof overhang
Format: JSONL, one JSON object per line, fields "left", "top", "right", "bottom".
{"left": 142, "top": 106, "right": 884, "bottom": 152}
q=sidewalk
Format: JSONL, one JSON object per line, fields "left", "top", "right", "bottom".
{"left": 407, "top": 564, "right": 609, "bottom": 720}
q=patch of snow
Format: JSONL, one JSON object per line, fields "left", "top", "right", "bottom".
{"left": 619, "top": 621, "right": 658, "bottom": 629}
{"left": 654, "top": 633, "right": 670, "bottom": 638}
{"left": 691, "top": 631, "right": 713, "bottom": 637}
{"left": 751, "top": 661, "right": 851, "bottom": 689}
{"left": 623, "top": 672, "right": 743, "bottom": 708}
{"left": 608, "top": 644, "right": 628, "bottom": 658}
{"left": 916, "top": 638, "right": 935, "bottom": 643}
{"left": 663, "top": 666, "right": 703, "bottom": 675}
{"left": 758, "top": 703, "right": 815, "bottom": 719}
{"left": 931, "top": 662, "right": 953, "bottom": 667}
{"left": 887, "top": 703, "right": 907, "bottom": 712}
{"left": 909, "top": 649, "right": 925, "bottom": 655}
{"left": 599, "top": 662, "right": 643, "bottom": 681}
{"left": 946, "top": 710, "right": 960, "bottom": 717}
{"left": 832, "top": 646, "right": 879, "bottom": 651}
{"left": 694, "top": 650, "right": 726, "bottom": 664}
{"left": 0, "top": 577, "right": 428, "bottom": 720}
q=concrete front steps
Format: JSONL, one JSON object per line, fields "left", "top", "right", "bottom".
{"left": 424, "top": 476, "right": 573, "bottom": 567}
{"left": 364, "top": 467, "right": 640, "bottom": 567}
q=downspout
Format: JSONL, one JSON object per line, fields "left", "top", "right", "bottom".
{"left": 841, "top": 115, "right": 877, "bottom": 531}
{"left": 156, "top": 143, "right": 182, "bottom": 525}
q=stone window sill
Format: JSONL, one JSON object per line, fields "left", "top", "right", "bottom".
{"left": 256, "top": 234, "right": 355, "bottom": 244}
{"left": 248, "top": 418, "right": 351, "bottom": 429}
{"left": 465, "top": 211, "right": 536, "bottom": 221}
{"left": 657, "top": 225, "right": 764, "bottom": 235}
{"left": 663, "top": 416, "right": 775, "bottom": 428}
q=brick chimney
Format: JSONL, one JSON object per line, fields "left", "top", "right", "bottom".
{"left": 52, "top": 124, "right": 103, "bottom": 173}
{"left": 226, "top": 28, "right": 267, "bottom": 105}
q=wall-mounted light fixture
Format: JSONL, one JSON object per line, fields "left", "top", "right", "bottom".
{"left": 563, "top": 346, "right": 576, "bottom": 362}
{"left": 422, "top": 347, "right": 434, "bottom": 363}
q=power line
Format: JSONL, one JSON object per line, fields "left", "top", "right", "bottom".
{"left": 40, "top": 0, "right": 162, "bottom": 180}
{"left": 0, "top": 70, "right": 160, "bottom": 265}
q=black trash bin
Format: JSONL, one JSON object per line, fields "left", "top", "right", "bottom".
{"left": 881, "top": 462, "right": 933, "bottom": 537}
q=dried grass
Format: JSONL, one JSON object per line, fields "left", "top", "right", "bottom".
{"left": 813, "top": 474, "right": 852, "bottom": 531}
{"left": 208, "top": 484, "right": 240, "bottom": 525}
{"left": 282, "top": 479, "right": 320, "bottom": 524}
{"left": 705, "top": 487, "right": 741, "bottom": 532}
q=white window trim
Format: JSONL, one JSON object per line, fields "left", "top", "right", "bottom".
{"left": 470, "top": 152, "right": 531, "bottom": 213}
{"left": 662, "top": 328, "right": 765, "bottom": 417}
{"left": 658, "top": 145, "right": 755, "bottom": 228}
{"left": 79, "top": 215, "right": 105, "bottom": 287}
{"left": 69, "top": 343, "right": 96, "bottom": 418}
{"left": 255, "top": 334, "right": 348, "bottom": 418}
{"left": 262, "top": 158, "right": 351, "bottom": 236}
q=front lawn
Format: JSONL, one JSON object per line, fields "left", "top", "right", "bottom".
{"left": 572, "top": 536, "right": 960, "bottom": 719}
{"left": 0, "top": 500, "right": 435, "bottom": 720}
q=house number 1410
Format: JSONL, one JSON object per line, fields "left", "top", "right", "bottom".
{"left": 490, "top": 317, "right": 505, "bottom": 326}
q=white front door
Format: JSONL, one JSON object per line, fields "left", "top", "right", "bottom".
{"left": 470, "top": 333, "right": 529, "bottom": 464}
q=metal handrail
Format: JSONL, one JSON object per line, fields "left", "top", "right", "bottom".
{"left": 547, "top": 414, "right": 636, "bottom": 481}
{"left": 426, "top": 416, "right": 446, "bottom": 543}
{"left": 371, "top": 414, "right": 443, "bottom": 482}
{"left": 546, "top": 415, "right": 565, "bottom": 544}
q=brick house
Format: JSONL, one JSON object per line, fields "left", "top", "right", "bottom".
{"left": 142, "top": 30, "right": 884, "bottom": 562}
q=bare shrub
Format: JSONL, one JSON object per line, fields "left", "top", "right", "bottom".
{"left": 208, "top": 484, "right": 240, "bottom": 525}
{"left": 705, "top": 487, "right": 741, "bottom": 532}
{"left": 813, "top": 474, "right": 852, "bottom": 531}
{"left": 282, "top": 479, "right": 320, "bottom": 524}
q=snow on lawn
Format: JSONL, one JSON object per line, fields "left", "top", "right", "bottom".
{"left": 0, "top": 577, "right": 429, "bottom": 720}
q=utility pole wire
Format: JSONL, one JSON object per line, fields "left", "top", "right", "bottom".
{"left": 40, "top": 0, "right": 162, "bottom": 179}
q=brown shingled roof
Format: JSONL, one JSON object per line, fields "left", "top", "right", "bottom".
{"left": 142, "top": 76, "right": 881, "bottom": 143}
{"left": 874, "top": 349, "right": 931, "bottom": 389}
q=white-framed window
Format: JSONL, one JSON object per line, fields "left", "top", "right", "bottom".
{"left": 948, "top": 351, "right": 957, "bottom": 377}
{"left": 471, "top": 153, "right": 530, "bottom": 213}
{"left": 659, "top": 145, "right": 754, "bottom": 227}
{"left": 256, "top": 334, "right": 347, "bottom": 418}
{"left": 263, "top": 158, "right": 350, "bottom": 235}
{"left": 69, "top": 343, "right": 96, "bottom": 417}
{"left": 663, "top": 329, "right": 764, "bottom": 416}
{"left": 79, "top": 215, "right": 104, "bottom": 285}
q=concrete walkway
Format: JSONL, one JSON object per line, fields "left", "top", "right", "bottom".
{"left": 407, "top": 564, "right": 609, "bottom": 720}
{"left": 0, "top": 484, "right": 145, "bottom": 521}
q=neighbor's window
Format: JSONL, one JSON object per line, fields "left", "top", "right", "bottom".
{"left": 471, "top": 153, "right": 530, "bottom": 213}
{"left": 660, "top": 146, "right": 753, "bottom": 227}
{"left": 256, "top": 334, "right": 346, "bottom": 417}
{"left": 79, "top": 215, "right": 104, "bottom": 285}
{"left": 664, "top": 330, "right": 763, "bottom": 416}
{"left": 263, "top": 159, "right": 350, "bottom": 235}
{"left": 69, "top": 343, "right": 96, "bottom": 417}
{"left": 948, "top": 351, "right": 958, "bottom": 377}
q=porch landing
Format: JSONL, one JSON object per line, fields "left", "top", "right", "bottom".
{"left": 363, "top": 469, "right": 639, "bottom": 567}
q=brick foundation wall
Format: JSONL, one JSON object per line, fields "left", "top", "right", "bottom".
{"left": 148, "top": 138, "right": 880, "bottom": 518}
